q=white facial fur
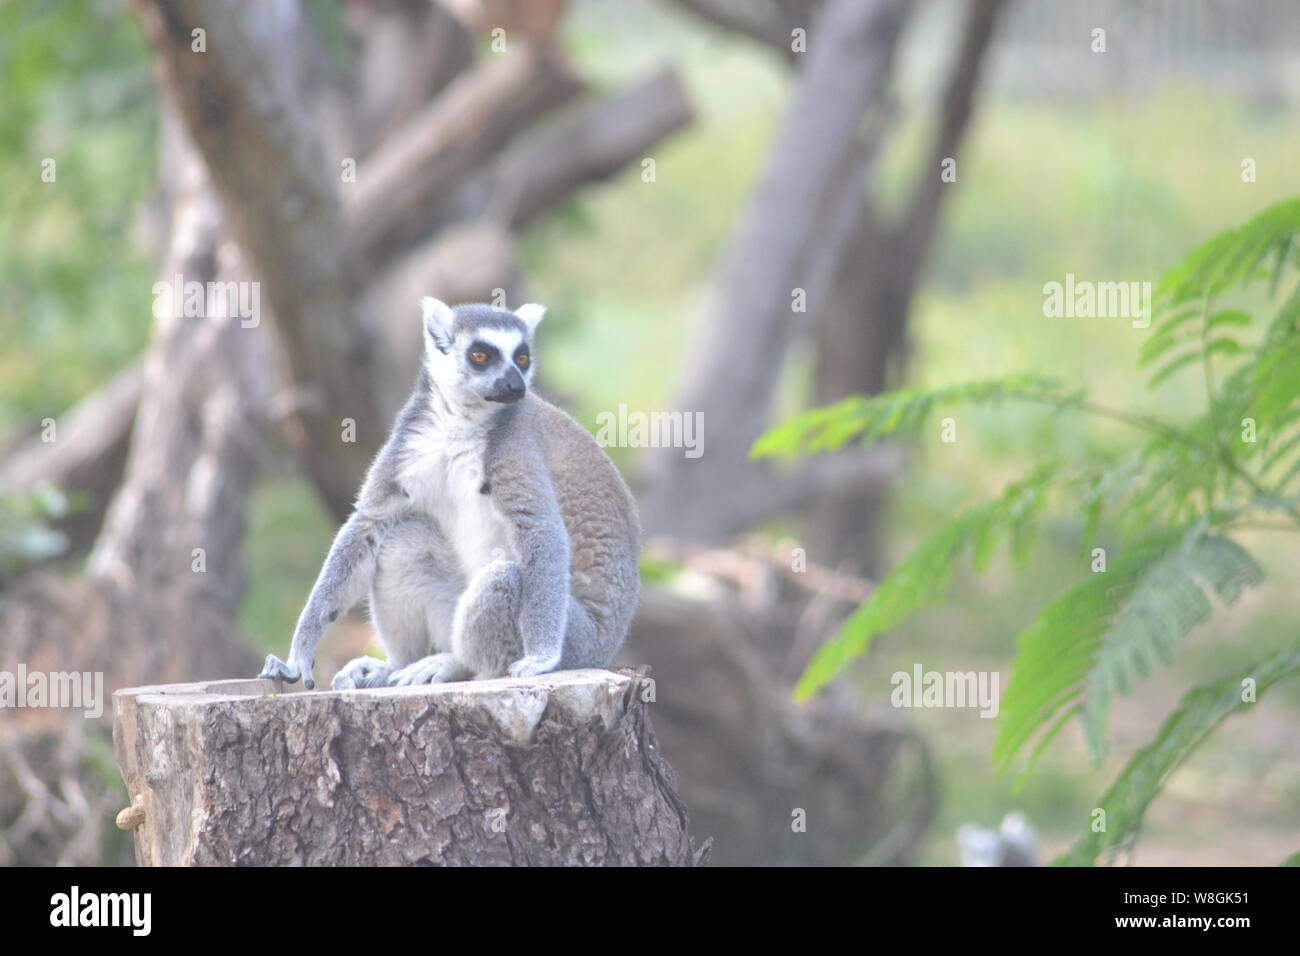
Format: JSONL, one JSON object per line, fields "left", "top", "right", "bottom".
{"left": 419, "top": 298, "right": 543, "bottom": 407}
{"left": 476, "top": 327, "right": 531, "bottom": 382}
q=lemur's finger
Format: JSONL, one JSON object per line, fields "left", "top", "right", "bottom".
{"left": 258, "top": 654, "right": 300, "bottom": 684}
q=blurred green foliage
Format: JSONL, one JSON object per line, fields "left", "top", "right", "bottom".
{"left": 0, "top": 483, "right": 72, "bottom": 574}
{"left": 0, "top": 0, "right": 157, "bottom": 433}
{"left": 756, "top": 197, "right": 1300, "bottom": 863}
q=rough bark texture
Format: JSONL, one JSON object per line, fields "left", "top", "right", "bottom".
{"left": 113, "top": 671, "right": 704, "bottom": 867}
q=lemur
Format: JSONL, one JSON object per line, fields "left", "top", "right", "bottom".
{"left": 258, "top": 298, "right": 641, "bottom": 690}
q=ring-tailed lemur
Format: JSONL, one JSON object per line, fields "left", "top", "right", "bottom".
{"left": 258, "top": 298, "right": 641, "bottom": 690}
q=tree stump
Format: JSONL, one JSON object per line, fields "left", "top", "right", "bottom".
{"left": 112, "top": 669, "right": 704, "bottom": 866}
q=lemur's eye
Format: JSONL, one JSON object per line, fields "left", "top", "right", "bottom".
{"left": 470, "top": 350, "right": 488, "bottom": 365}
{"left": 516, "top": 352, "right": 530, "bottom": 367}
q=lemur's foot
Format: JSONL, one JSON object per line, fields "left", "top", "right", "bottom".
{"left": 259, "top": 653, "right": 315, "bottom": 690}
{"left": 389, "top": 653, "right": 471, "bottom": 686}
{"left": 508, "top": 655, "right": 561, "bottom": 679}
{"left": 331, "top": 656, "right": 393, "bottom": 690}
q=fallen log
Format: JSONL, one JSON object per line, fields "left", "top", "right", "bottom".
{"left": 112, "top": 670, "right": 704, "bottom": 866}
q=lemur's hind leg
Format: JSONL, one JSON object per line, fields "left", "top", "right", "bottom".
{"left": 388, "top": 562, "right": 521, "bottom": 684}
{"left": 449, "top": 560, "right": 525, "bottom": 679}
{"left": 558, "top": 596, "right": 612, "bottom": 669}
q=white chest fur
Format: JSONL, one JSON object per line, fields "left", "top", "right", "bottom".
{"left": 397, "top": 416, "right": 515, "bottom": 573}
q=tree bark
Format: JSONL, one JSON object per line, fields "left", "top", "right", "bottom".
{"left": 112, "top": 671, "right": 704, "bottom": 866}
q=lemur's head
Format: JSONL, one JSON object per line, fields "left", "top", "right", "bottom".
{"left": 421, "top": 298, "right": 545, "bottom": 406}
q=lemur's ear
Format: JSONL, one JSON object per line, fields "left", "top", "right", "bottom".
{"left": 421, "top": 297, "right": 455, "bottom": 353}
{"left": 515, "top": 303, "right": 547, "bottom": 336}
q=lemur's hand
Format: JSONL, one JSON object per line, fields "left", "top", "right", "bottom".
{"left": 258, "top": 651, "right": 316, "bottom": 690}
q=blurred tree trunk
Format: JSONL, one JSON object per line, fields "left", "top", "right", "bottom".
{"left": 649, "top": 0, "right": 1007, "bottom": 559}
{"left": 810, "top": 0, "right": 1007, "bottom": 574}
{"left": 623, "top": 543, "right": 936, "bottom": 865}
{"left": 641, "top": 0, "right": 911, "bottom": 541}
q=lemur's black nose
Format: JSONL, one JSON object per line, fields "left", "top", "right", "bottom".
{"left": 488, "top": 367, "right": 526, "bottom": 403}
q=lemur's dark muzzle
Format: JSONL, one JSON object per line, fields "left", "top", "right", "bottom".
{"left": 486, "top": 366, "right": 526, "bottom": 403}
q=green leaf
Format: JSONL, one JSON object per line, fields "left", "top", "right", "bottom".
{"left": 750, "top": 376, "right": 1065, "bottom": 461}
{"left": 793, "top": 465, "right": 1057, "bottom": 700}
{"left": 1250, "top": 339, "right": 1300, "bottom": 425}
{"left": 1054, "top": 638, "right": 1300, "bottom": 866}
{"left": 1155, "top": 198, "right": 1300, "bottom": 308}
{"left": 994, "top": 529, "right": 1264, "bottom": 775}
{"left": 1147, "top": 338, "right": 1245, "bottom": 390}
{"left": 1139, "top": 309, "right": 1247, "bottom": 368}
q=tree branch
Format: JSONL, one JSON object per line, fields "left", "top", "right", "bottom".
{"left": 347, "top": 40, "right": 584, "bottom": 264}
{"left": 670, "top": 0, "right": 816, "bottom": 61}
{"left": 131, "top": 0, "right": 386, "bottom": 519}
{"left": 893, "top": 0, "right": 1006, "bottom": 268}
{"left": 0, "top": 362, "right": 141, "bottom": 556}
{"left": 495, "top": 66, "right": 694, "bottom": 229}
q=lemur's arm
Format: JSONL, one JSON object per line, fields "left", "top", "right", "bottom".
{"left": 488, "top": 435, "right": 571, "bottom": 677}
{"left": 259, "top": 443, "right": 406, "bottom": 689}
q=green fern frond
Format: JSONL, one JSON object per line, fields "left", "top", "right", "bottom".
{"left": 1154, "top": 198, "right": 1300, "bottom": 309}
{"left": 1139, "top": 200, "right": 1300, "bottom": 399}
{"left": 1054, "top": 638, "right": 1300, "bottom": 866}
{"left": 1124, "top": 433, "right": 1217, "bottom": 530}
{"left": 792, "top": 463, "right": 1059, "bottom": 700}
{"left": 750, "top": 375, "right": 1066, "bottom": 461}
{"left": 994, "top": 528, "right": 1264, "bottom": 776}
{"left": 1146, "top": 337, "right": 1245, "bottom": 390}
{"left": 1249, "top": 339, "right": 1300, "bottom": 427}
{"left": 1139, "top": 309, "right": 1250, "bottom": 369}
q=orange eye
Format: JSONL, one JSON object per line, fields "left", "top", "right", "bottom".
{"left": 470, "top": 350, "right": 488, "bottom": 364}
{"left": 516, "top": 353, "right": 530, "bottom": 367}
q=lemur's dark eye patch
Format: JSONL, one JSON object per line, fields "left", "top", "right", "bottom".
{"left": 468, "top": 342, "right": 498, "bottom": 367}
{"left": 514, "top": 347, "right": 530, "bottom": 368}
